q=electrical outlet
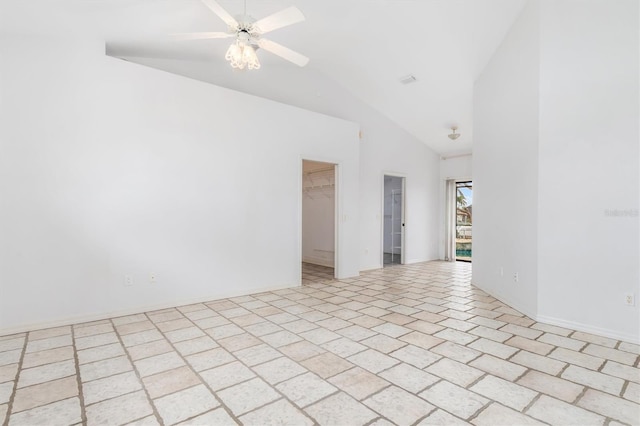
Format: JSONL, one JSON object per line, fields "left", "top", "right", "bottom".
{"left": 124, "top": 275, "right": 133, "bottom": 287}
{"left": 625, "top": 293, "right": 636, "bottom": 306}
{"left": 150, "top": 274, "right": 157, "bottom": 285}
{"left": 513, "top": 272, "right": 519, "bottom": 283}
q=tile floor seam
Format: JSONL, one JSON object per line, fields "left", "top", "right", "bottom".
{"left": 579, "top": 394, "right": 625, "bottom": 424}
{"left": 503, "top": 346, "right": 526, "bottom": 363}
{"left": 620, "top": 380, "right": 630, "bottom": 399}
{"left": 466, "top": 400, "right": 498, "bottom": 423}
{"left": 116, "top": 347, "right": 175, "bottom": 364}
{"left": 258, "top": 365, "right": 309, "bottom": 388}
{"left": 297, "top": 387, "right": 342, "bottom": 410}
{"left": 465, "top": 372, "right": 489, "bottom": 389}
{"left": 72, "top": 329, "right": 114, "bottom": 340}
{"left": 228, "top": 396, "right": 287, "bottom": 422}
{"left": 512, "top": 366, "right": 532, "bottom": 383}
{"left": 140, "top": 313, "right": 240, "bottom": 426}
{"left": 77, "top": 351, "right": 123, "bottom": 367}
{"left": 153, "top": 309, "right": 319, "bottom": 426}
{"left": 521, "top": 390, "right": 544, "bottom": 414}
{"left": 571, "top": 384, "right": 590, "bottom": 406}
{"left": 563, "top": 372, "right": 623, "bottom": 398}
{"left": 178, "top": 408, "right": 232, "bottom": 425}
{"left": 14, "top": 369, "right": 77, "bottom": 391}
{"left": 70, "top": 327, "right": 87, "bottom": 425}
{"left": 409, "top": 406, "right": 439, "bottom": 426}
{"left": 127, "top": 413, "right": 162, "bottom": 425}
{"left": 465, "top": 398, "right": 493, "bottom": 422}
{"left": 362, "top": 416, "right": 383, "bottom": 426}
{"left": 110, "top": 317, "right": 164, "bottom": 426}
{"left": 542, "top": 386, "right": 623, "bottom": 425}
{"left": 1, "top": 333, "right": 27, "bottom": 426}
{"left": 207, "top": 374, "right": 256, "bottom": 394}
{"left": 361, "top": 382, "right": 395, "bottom": 402}
{"left": 420, "top": 378, "right": 443, "bottom": 394}
{"left": 556, "top": 361, "right": 572, "bottom": 378}
{"left": 77, "top": 365, "right": 138, "bottom": 385}
{"left": 349, "top": 382, "right": 393, "bottom": 405}
{"left": 25, "top": 335, "right": 67, "bottom": 343}
{"left": 316, "top": 388, "right": 396, "bottom": 425}
{"left": 81, "top": 389, "right": 141, "bottom": 409}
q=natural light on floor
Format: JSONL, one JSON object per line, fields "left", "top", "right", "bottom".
{"left": 1, "top": 261, "right": 637, "bottom": 425}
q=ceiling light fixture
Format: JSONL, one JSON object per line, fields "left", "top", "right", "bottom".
{"left": 448, "top": 126, "right": 461, "bottom": 140}
{"left": 225, "top": 29, "right": 260, "bottom": 70}
{"left": 225, "top": 0, "right": 260, "bottom": 70}
{"left": 173, "top": 0, "right": 308, "bottom": 71}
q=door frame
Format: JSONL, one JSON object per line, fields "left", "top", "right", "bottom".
{"left": 380, "top": 173, "right": 406, "bottom": 267}
{"left": 454, "top": 180, "right": 473, "bottom": 263}
{"left": 299, "top": 158, "right": 340, "bottom": 283}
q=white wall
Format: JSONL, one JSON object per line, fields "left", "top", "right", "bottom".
{"left": 440, "top": 155, "right": 472, "bottom": 182}
{"left": 473, "top": 0, "right": 540, "bottom": 318}
{"left": 123, "top": 57, "right": 442, "bottom": 271}
{"left": 0, "top": 35, "right": 360, "bottom": 333}
{"left": 302, "top": 192, "right": 335, "bottom": 267}
{"left": 359, "top": 120, "right": 440, "bottom": 269}
{"left": 537, "top": 0, "right": 639, "bottom": 341}
{"left": 473, "top": 0, "right": 639, "bottom": 343}
{"left": 302, "top": 162, "right": 335, "bottom": 267}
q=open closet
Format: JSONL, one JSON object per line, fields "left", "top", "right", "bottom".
{"left": 301, "top": 160, "right": 336, "bottom": 283}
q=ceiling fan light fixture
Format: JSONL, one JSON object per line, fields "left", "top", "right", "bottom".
{"left": 177, "top": 0, "right": 308, "bottom": 70}
{"left": 448, "top": 126, "right": 461, "bottom": 140}
{"left": 225, "top": 41, "right": 261, "bottom": 70}
{"left": 241, "top": 44, "right": 260, "bottom": 70}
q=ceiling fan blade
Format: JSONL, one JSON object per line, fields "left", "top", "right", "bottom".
{"left": 171, "top": 32, "right": 233, "bottom": 40}
{"left": 201, "top": 0, "right": 238, "bottom": 28}
{"left": 258, "top": 39, "right": 309, "bottom": 67}
{"left": 253, "top": 6, "right": 305, "bottom": 34}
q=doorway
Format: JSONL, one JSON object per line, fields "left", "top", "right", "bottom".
{"left": 301, "top": 160, "right": 337, "bottom": 284}
{"left": 383, "top": 175, "right": 405, "bottom": 266}
{"left": 455, "top": 181, "right": 473, "bottom": 262}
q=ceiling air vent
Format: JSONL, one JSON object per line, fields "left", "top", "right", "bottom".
{"left": 399, "top": 74, "right": 418, "bottom": 85}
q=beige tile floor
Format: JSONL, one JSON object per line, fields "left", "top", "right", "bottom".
{"left": 1, "top": 261, "right": 639, "bottom": 425}
{"left": 301, "top": 263, "right": 335, "bottom": 285}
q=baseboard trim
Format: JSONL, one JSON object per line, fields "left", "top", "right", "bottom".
{"left": 472, "top": 281, "right": 639, "bottom": 345}
{"left": 470, "top": 281, "right": 537, "bottom": 322}
{"left": 536, "top": 314, "right": 640, "bottom": 345}
{"left": 405, "top": 258, "right": 438, "bottom": 265}
{"left": 302, "top": 256, "right": 334, "bottom": 268}
{"left": 0, "top": 283, "right": 297, "bottom": 337}
{"left": 360, "top": 264, "right": 383, "bottom": 272}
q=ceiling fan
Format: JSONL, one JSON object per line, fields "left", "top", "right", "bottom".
{"left": 173, "top": 0, "right": 309, "bottom": 70}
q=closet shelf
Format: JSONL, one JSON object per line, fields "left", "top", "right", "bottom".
{"left": 303, "top": 167, "right": 335, "bottom": 190}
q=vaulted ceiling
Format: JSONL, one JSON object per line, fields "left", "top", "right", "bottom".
{"left": 1, "top": 0, "right": 526, "bottom": 154}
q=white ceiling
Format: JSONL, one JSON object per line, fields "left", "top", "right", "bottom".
{"left": 1, "top": 0, "right": 526, "bottom": 154}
